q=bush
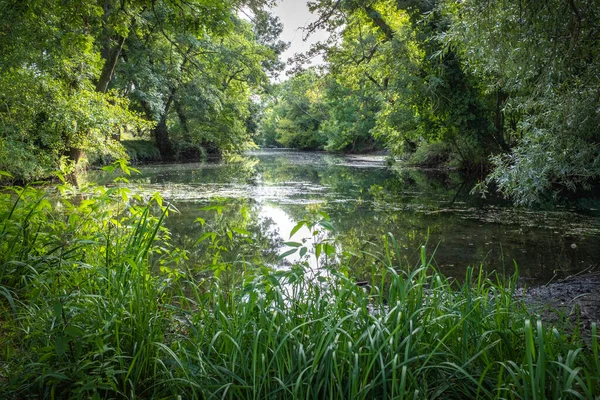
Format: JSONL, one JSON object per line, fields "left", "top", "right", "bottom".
{"left": 408, "top": 141, "right": 453, "bottom": 167}
{"left": 122, "top": 140, "right": 162, "bottom": 163}
{"left": 0, "top": 139, "right": 58, "bottom": 183}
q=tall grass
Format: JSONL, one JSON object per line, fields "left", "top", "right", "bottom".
{"left": 0, "top": 183, "right": 178, "bottom": 398}
{"left": 160, "top": 244, "right": 599, "bottom": 399}
{"left": 0, "top": 182, "right": 598, "bottom": 399}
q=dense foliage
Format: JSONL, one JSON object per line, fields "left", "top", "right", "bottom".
{"left": 0, "top": 180, "right": 598, "bottom": 398}
{"left": 258, "top": 0, "right": 600, "bottom": 204}
{"left": 2, "top": 0, "right": 598, "bottom": 203}
{"left": 0, "top": 0, "right": 286, "bottom": 182}
{"left": 446, "top": 0, "right": 600, "bottom": 204}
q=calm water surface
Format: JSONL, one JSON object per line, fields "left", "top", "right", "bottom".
{"left": 90, "top": 149, "right": 600, "bottom": 283}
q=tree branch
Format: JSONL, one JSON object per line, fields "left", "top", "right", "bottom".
{"left": 364, "top": 5, "right": 394, "bottom": 41}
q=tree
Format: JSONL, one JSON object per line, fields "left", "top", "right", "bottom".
{"left": 114, "top": 1, "right": 285, "bottom": 160}
{"left": 289, "top": 0, "right": 497, "bottom": 166}
{"left": 258, "top": 70, "right": 328, "bottom": 150}
{"left": 0, "top": 0, "right": 148, "bottom": 180}
{"left": 0, "top": 0, "right": 286, "bottom": 180}
{"left": 444, "top": 0, "right": 600, "bottom": 204}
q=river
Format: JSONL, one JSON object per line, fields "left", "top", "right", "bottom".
{"left": 89, "top": 149, "right": 600, "bottom": 284}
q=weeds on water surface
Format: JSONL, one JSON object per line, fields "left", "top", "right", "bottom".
{"left": 0, "top": 168, "right": 599, "bottom": 399}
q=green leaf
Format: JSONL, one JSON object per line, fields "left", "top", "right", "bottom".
{"left": 200, "top": 205, "right": 225, "bottom": 215}
{"left": 278, "top": 248, "right": 298, "bottom": 260}
{"left": 323, "top": 243, "right": 335, "bottom": 256}
{"left": 194, "top": 217, "right": 206, "bottom": 226}
{"left": 55, "top": 336, "right": 68, "bottom": 357}
{"left": 299, "top": 247, "right": 308, "bottom": 258}
{"left": 194, "top": 232, "right": 215, "bottom": 245}
{"left": 231, "top": 227, "right": 251, "bottom": 236}
{"left": 289, "top": 221, "right": 306, "bottom": 238}
{"left": 53, "top": 300, "right": 63, "bottom": 319}
{"left": 318, "top": 211, "right": 330, "bottom": 220}
{"left": 284, "top": 241, "right": 302, "bottom": 247}
{"left": 319, "top": 220, "right": 335, "bottom": 231}
{"left": 64, "top": 325, "right": 84, "bottom": 338}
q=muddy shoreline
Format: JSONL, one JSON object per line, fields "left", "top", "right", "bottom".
{"left": 518, "top": 271, "right": 600, "bottom": 334}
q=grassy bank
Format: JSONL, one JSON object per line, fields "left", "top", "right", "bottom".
{"left": 0, "top": 181, "right": 598, "bottom": 399}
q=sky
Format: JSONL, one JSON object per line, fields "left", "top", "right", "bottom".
{"left": 271, "top": 0, "right": 329, "bottom": 80}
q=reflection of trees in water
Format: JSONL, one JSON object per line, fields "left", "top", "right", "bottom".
{"left": 91, "top": 152, "right": 600, "bottom": 284}
{"left": 90, "top": 157, "right": 262, "bottom": 186}
{"left": 272, "top": 195, "right": 598, "bottom": 284}
{"left": 164, "top": 199, "right": 282, "bottom": 272}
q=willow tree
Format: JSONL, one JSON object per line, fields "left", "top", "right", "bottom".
{"left": 444, "top": 0, "right": 600, "bottom": 204}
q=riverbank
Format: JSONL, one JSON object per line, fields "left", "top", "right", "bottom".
{"left": 520, "top": 271, "right": 600, "bottom": 337}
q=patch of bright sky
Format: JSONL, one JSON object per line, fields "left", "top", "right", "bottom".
{"left": 271, "top": 0, "right": 328, "bottom": 81}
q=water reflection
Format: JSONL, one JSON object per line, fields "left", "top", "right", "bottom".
{"left": 259, "top": 204, "right": 313, "bottom": 264}
{"left": 89, "top": 149, "right": 600, "bottom": 283}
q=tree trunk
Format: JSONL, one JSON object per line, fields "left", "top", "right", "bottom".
{"left": 96, "top": 35, "right": 125, "bottom": 93}
{"left": 95, "top": 0, "right": 129, "bottom": 93}
{"left": 66, "top": 146, "right": 85, "bottom": 186}
{"left": 153, "top": 88, "right": 176, "bottom": 160}
{"left": 494, "top": 89, "right": 511, "bottom": 152}
{"left": 174, "top": 98, "right": 191, "bottom": 142}
{"left": 364, "top": 6, "right": 394, "bottom": 41}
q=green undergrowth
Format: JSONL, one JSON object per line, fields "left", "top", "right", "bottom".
{"left": 121, "top": 140, "right": 162, "bottom": 164}
{"left": 0, "top": 172, "right": 598, "bottom": 399}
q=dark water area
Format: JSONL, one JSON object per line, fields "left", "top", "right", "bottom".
{"left": 89, "top": 149, "right": 600, "bottom": 284}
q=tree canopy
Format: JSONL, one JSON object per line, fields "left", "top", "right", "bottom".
{"left": 0, "top": 0, "right": 286, "bottom": 180}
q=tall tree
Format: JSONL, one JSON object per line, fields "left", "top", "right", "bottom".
{"left": 291, "top": 0, "right": 497, "bottom": 166}
{"left": 0, "top": 0, "right": 285, "bottom": 180}
{"left": 116, "top": 3, "right": 285, "bottom": 159}
{"left": 259, "top": 70, "right": 328, "bottom": 150}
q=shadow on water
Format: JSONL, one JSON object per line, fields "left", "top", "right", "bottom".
{"left": 89, "top": 149, "right": 600, "bottom": 284}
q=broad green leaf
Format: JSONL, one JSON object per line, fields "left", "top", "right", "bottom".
{"left": 319, "top": 220, "right": 335, "bottom": 231}
{"left": 53, "top": 300, "right": 63, "bottom": 319}
{"left": 315, "top": 243, "right": 322, "bottom": 259}
{"left": 289, "top": 221, "right": 306, "bottom": 238}
{"left": 231, "top": 227, "right": 251, "bottom": 235}
{"left": 195, "top": 232, "right": 215, "bottom": 245}
{"left": 55, "top": 336, "right": 68, "bottom": 357}
{"left": 278, "top": 248, "right": 298, "bottom": 260}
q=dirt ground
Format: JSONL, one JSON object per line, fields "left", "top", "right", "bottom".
{"left": 518, "top": 271, "right": 600, "bottom": 336}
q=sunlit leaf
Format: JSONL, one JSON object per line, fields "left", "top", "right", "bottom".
{"left": 289, "top": 221, "right": 306, "bottom": 238}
